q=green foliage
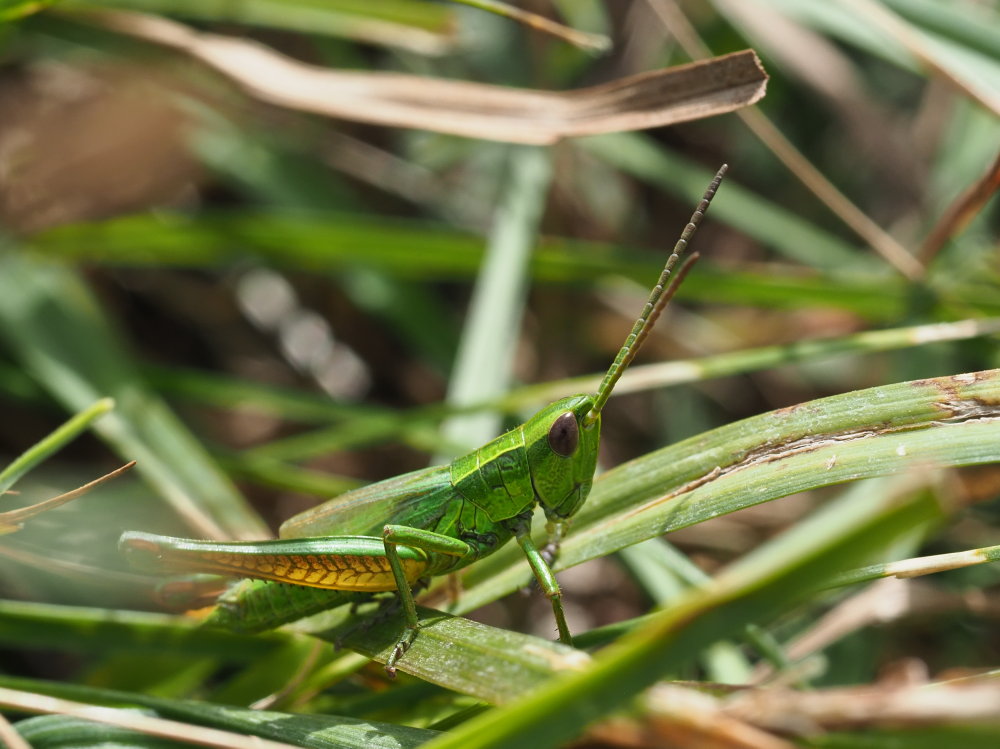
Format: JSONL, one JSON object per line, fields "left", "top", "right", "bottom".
{"left": 1, "top": 0, "right": 999, "bottom": 747}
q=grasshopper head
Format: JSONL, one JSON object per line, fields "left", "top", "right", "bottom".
{"left": 525, "top": 395, "right": 601, "bottom": 521}
{"left": 525, "top": 167, "right": 725, "bottom": 523}
{"left": 525, "top": 166, "right": 726, "bottom": 521}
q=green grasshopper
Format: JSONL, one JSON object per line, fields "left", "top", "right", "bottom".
{"left": 121, "top": 165, "right": 727, "bottom": 675}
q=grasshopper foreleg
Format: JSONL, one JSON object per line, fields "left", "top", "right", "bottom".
{"left": 381, "top": 524, "right": 472, "bottom": 677}
{"left": 513, "top": 519, "right": 573, "bottom": 647}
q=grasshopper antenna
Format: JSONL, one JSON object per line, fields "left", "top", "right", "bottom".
{"left": 584, "top": 164, "right": 727, "bottom": 427}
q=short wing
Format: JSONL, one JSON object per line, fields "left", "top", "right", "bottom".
{"left": 279, "top": 465, "right": 452, "bottom": 538}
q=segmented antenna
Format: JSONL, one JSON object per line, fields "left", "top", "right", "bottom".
{"left": 584, "top": 164, "right": 727, "bottom": 426}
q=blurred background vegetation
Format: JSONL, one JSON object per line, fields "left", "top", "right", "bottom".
{"left": 0, "top": 0, "right": 999, "bottom": 746}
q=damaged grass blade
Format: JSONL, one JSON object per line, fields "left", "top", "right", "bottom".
{"left": 81, "top": 10, "right": 767, "bottom": 144}
{"left": 0, "top": 462, "right": 135, "bottom": 535}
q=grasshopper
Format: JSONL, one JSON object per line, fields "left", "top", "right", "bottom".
{"left": 121, "top": 165, "right": 727, "bottom": 675}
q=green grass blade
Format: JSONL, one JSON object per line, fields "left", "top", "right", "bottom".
{"left": 438, "top": 145, "right": 553, "bottom": 455}
{"left": 830, "top": 542, "right": 1000, "bottom": 589}
{"left": 142, "top": 365, "right": 384, "bottom": 424}
{"left": 0, "top": 398, "right": 113, "bottom": 495}
{"left": 147, "top": 318, "right": 1000, "bottom": 471}
{"left": 34, "top": 211, "right": 1000, "bottom": 320}
{"left": 423, "top": 459, "right": 943, "bottom": 748}
{"left": 302, "top": 604, "right": 587, "bottom": 704}
{"left": 57, "top": 0, "right": 455, "bottom": 57}
{"left": 504, "top": 317, "right": 1000, "bottom": 411}
{"left": 457, "top": 370, "right": 1000, "bottom": 611}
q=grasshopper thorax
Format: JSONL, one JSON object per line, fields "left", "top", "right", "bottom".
{"left": 449, "top": 394, "right": 598, "bottom": 525}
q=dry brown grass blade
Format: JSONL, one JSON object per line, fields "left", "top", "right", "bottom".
{"left": 725, "top": 680, "right": 1000, "bottom": 733}
{"left": 920, "top": 149, "right": 1000, "bottom": 264}
{"left": 594, "top": 679, "right": 1000, "bottom": 745}
{"left": 0, "top": 711, "right": 31, "bottom": 749}
{"left": 80, "top": 10, "right": 767, "bottom": 145}
{"left": 590, "top": 685, "right": 796, "bottom": 749}
{"left": 748, "top": 577, "right": 1000, "bottom": 685}
{"left": 0, "top": 461, "right": 136, "bottom": 534}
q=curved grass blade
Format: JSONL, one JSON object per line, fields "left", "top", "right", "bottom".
{"left": 422, "top": 460, "right": 944, "bottom": 748}
{"left": 455, "top": 369, "right": 1000, "bottom": 612}
{"left": 76, "top": 12, "right": 766, "bottom": 144}
{"left": 0, "top": 398, "right": 114, "bottom": 496}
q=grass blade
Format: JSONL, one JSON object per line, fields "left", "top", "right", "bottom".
{"left": 0, "top": 398, "right": 114, "bottom": 495}
{"left": 423, "top": 454, "right": 943, "bottom": 747}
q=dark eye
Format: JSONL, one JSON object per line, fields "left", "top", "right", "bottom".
{"left": 547, "top": 412, "right": 579, "bottom": 457}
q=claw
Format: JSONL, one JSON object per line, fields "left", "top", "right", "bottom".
{"left": 385, "top": 625, "right": 419, "bottom": 677}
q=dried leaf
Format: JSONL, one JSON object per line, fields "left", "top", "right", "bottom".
{"left": 0, "top": 462, "right": 135, "bottom": 535}
{"left": 84, "top": 10, "right": 767, "bottom": 144}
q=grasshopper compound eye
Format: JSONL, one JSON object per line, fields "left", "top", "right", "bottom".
{"left": 547, "top": 412, "right": 580, "bottom": 457}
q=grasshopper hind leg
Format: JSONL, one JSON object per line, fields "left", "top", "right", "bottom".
{"left": 328, "top": 579, "right": 429, "bottom": 677}
{"left": 383, "top": 578, "right": 429, "bottom": 677}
